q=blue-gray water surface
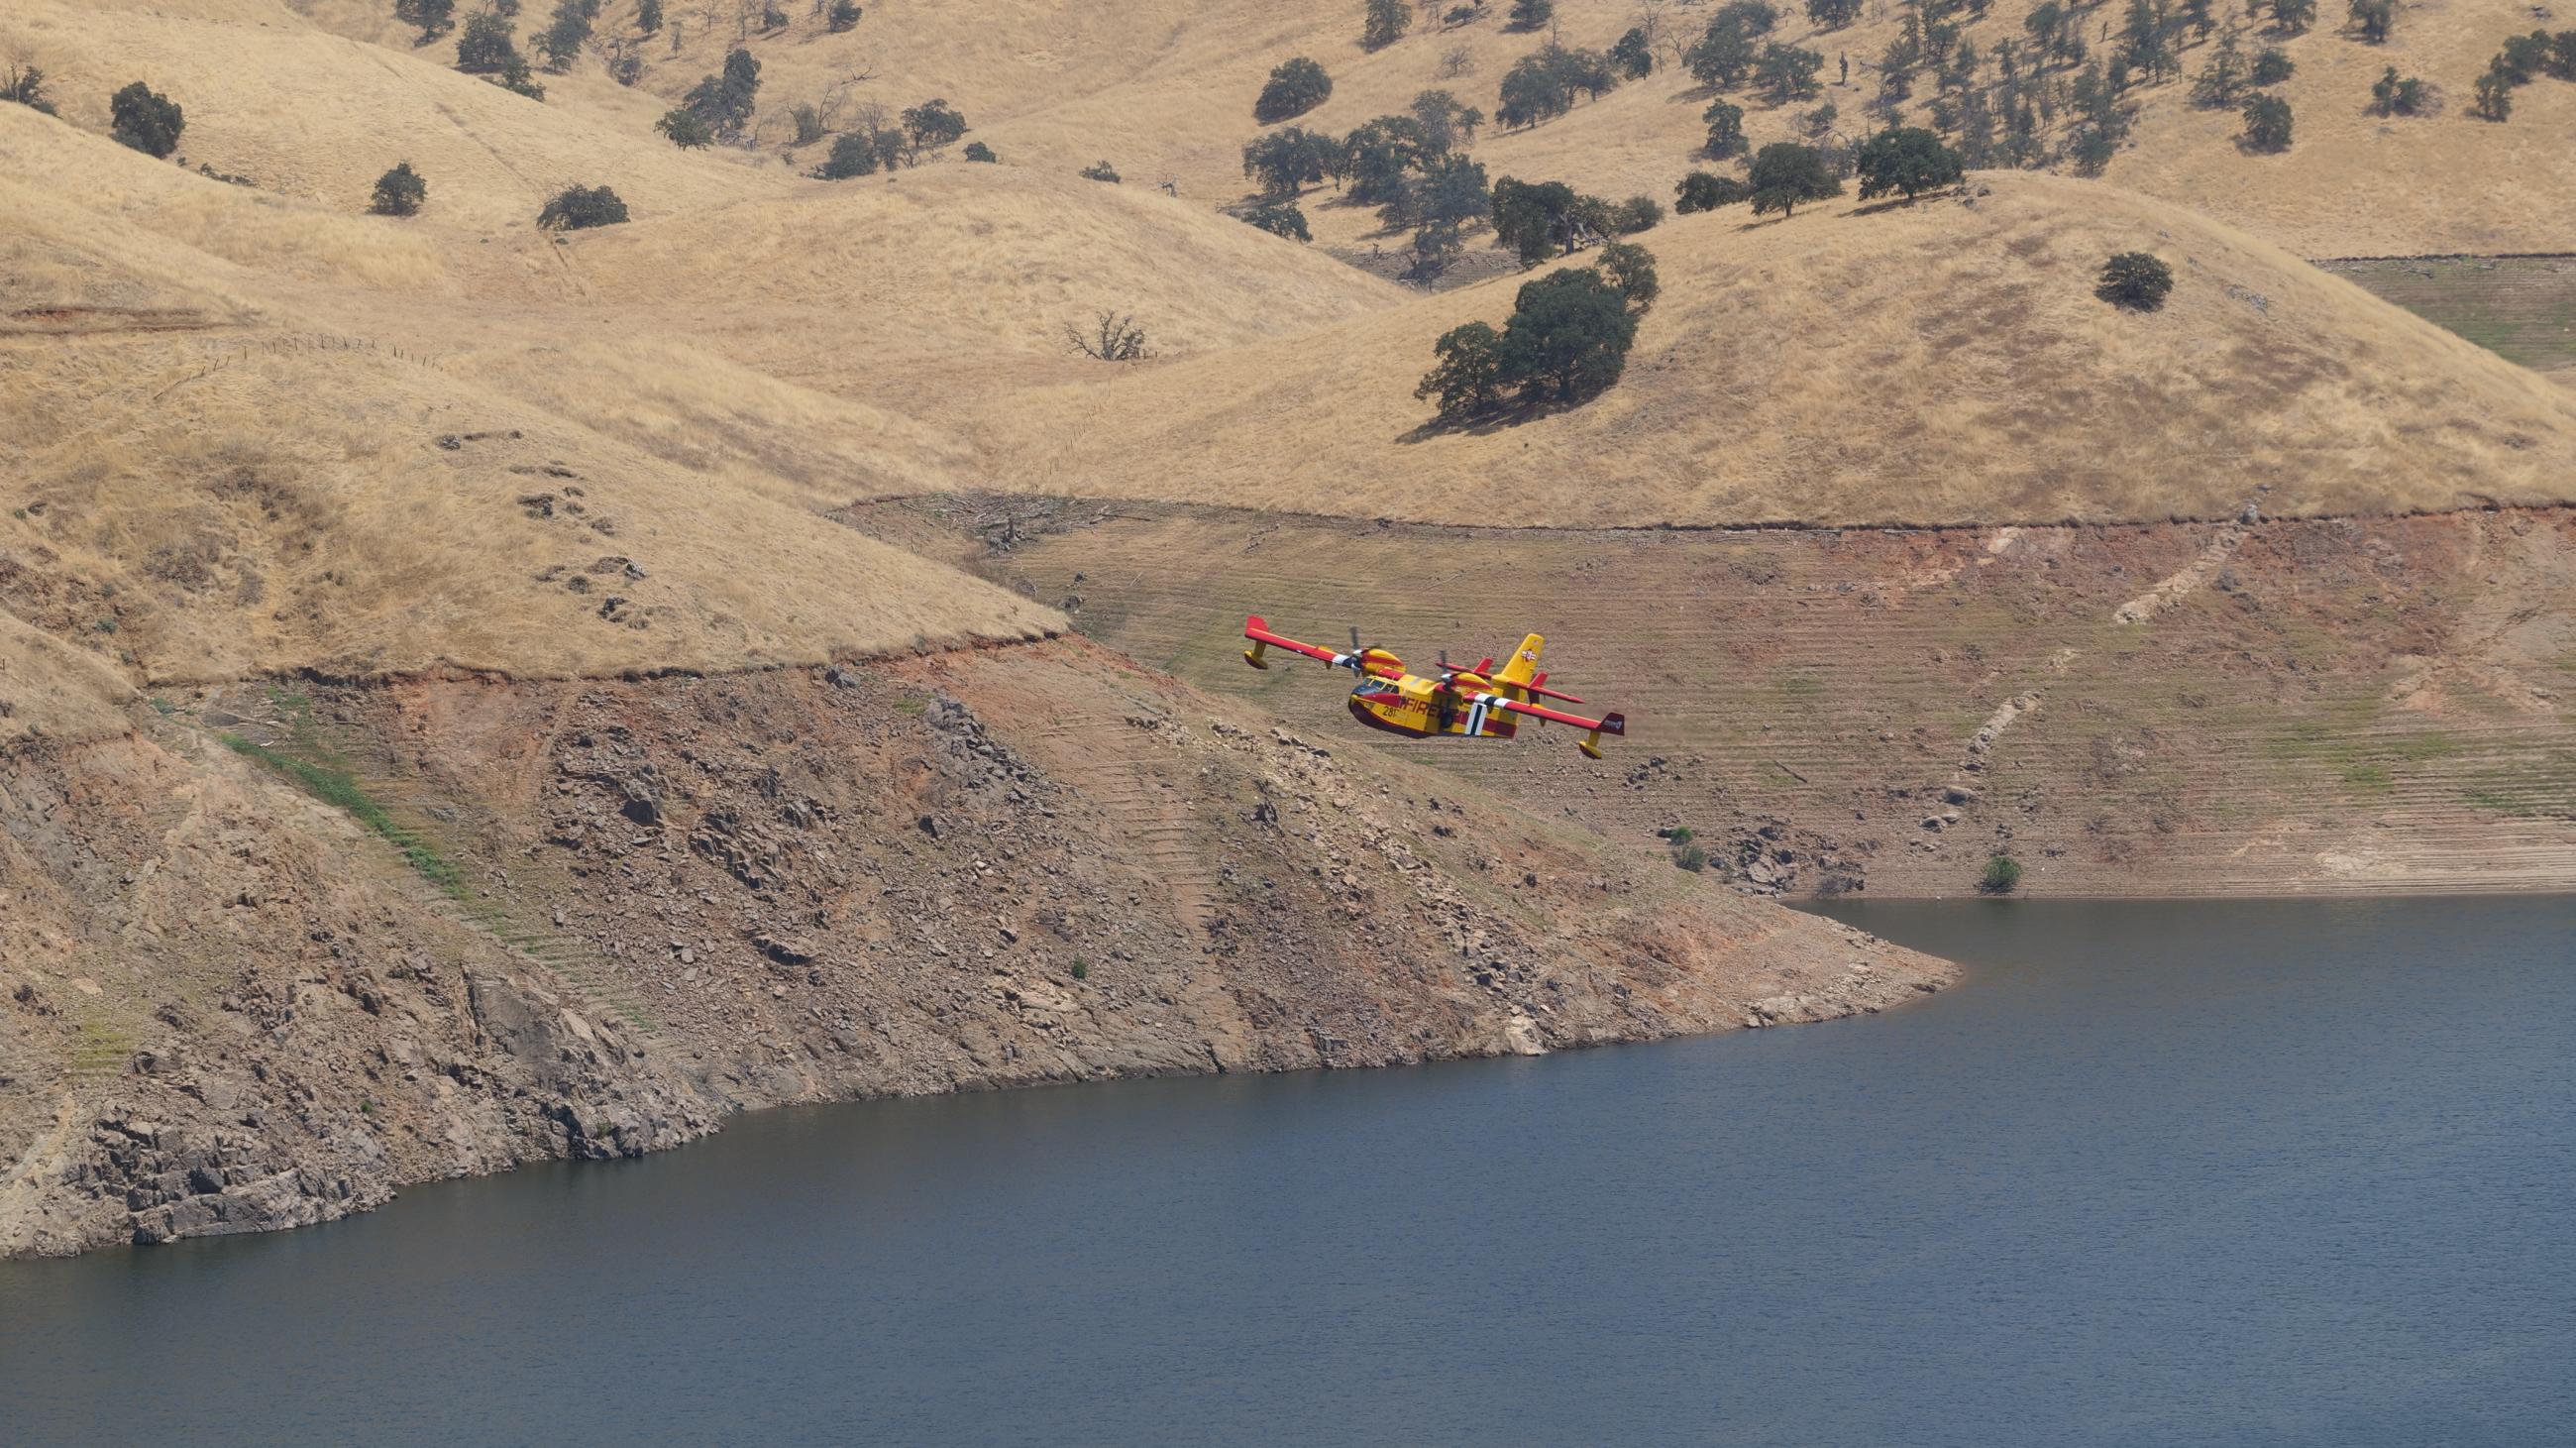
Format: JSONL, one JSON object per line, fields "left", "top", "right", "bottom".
{"left": 4, "top": 896, "right": 2572, "bottom": 1445}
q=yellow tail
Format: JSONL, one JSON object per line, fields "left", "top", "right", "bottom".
{"left": 1498, "top": 633, "right": 1544, "bottom": 688}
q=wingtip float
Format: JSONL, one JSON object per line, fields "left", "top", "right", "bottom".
{"left": 1241, "top": 614, "right": 1629, "bottom": 758}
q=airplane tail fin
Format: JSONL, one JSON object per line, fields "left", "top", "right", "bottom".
{"left": 1497, "top": 633, "right": 1545, "bottom": 688}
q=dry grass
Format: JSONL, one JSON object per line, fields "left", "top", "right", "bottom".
{"left": 0, "top": 612, "right": 136, "bottom": 745}
{"left": 983, "top": 172, "right": 2576, "bottom": 527}
{"left": 6, "top": 0, "right": 2574, "bottom": 689}
{"left": 1, "top": 117, "right": 1059, "bottom": 684}
{"left": 307, "top": 0, "right": 2572, "bottom": 260}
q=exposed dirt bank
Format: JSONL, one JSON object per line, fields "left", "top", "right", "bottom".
{"left": 957, "top": 500, "right": 2576, "bottom": 899}
{"left": 1, "top": 640, "right": 1949, "bottom": 1259}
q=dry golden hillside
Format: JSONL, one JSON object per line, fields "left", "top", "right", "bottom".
{"left": 269, "top": 0, "right": 2565, "bottom": 259}
{"left": 3, "top": 0, "right": 774, "bottom": 233}
{"left": 0, "top": 116, "right": 1059, "bottom": 684}
{"left": 0, "top": 612, "right": 135, "bottom": 746}
{"left": 984, "top": 172, "right": 2576, "bottom": 528}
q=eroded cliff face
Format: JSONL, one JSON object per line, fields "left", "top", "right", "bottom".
{"left": 2, "top": 639, "right": 1950, "bottom": 1258}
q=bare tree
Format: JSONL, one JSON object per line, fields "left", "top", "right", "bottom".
{"left": 815, "top": 66, "right": 877, "bottom": 130}
{"left": 1439, "top": 42, "right": 1476, "bottom": 76}
{"left": 1062, "top": 311, "right": 1154, "bottom": 362}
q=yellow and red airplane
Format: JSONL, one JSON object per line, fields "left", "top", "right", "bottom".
{"left": 1241, "top": 615, "right": 1628, "bottom": 757}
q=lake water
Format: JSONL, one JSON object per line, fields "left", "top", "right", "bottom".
{"left": 5, "top": 897, "right": 2572, "bottom": 1445}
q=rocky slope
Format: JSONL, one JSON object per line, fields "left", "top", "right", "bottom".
{"left": 1, "top": 640, "right": 1950, "bottom": 1258}
{"left": 983, "top": 500, "right": 2576, "bottom": 898}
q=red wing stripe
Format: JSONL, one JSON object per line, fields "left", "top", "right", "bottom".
{"left": 1244, "top": 619, "right": 1345, "bottom": 666}
{"left": 1473, "top": 693, "right": 1623, "bottom": 733}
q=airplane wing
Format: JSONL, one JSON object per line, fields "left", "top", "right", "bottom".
{"left": 1463, "top": 690, "right": 1627, "bottom": 755}
{"left": 1468, "top": 692, "right": 1626, "bottom": 735}
{"left": 1243, "top": 616, "right": 1405, "bottom": 679}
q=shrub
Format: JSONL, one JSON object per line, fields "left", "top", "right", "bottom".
{"left": 1070, "top": 960, "right": 1089, "bottom": 980}
{"left": 536, "top": 183, "right": 628, "bottom": 229}
{"left": 1362, "top": 0, "right": 1410, "bottom": 52}
{"left": 815, "top": 130, "right": 884, "bottom": 177}
{"left": 2239, "top": 91, "right": 2293, "bottom": 151}
{"left": 2264, "top": 0, "right": 2314, "bottom": 32}
{"left": 1415, "top": 320, "right": 1509, "bottom": 417}
{"left": 963, "top": 140, "right": 998, "bottom": 163}
{"left": 1854, "top": 125, "right": 1962, "bottom": 200}
{"left": 395, "top": 0, "right": 458, "bottom": 43}
{"left": 370, "top": 161, "right": 428, "bottom": 216}
{"left": 1, "top": 60, "right": 55, "bottom": 115}
{"left": 1241, "top": 126, "right": 1334, "bottom": 195}
{"left": 1409, "top": 88, "right": 1483, "bottom": 152}
{"left": 1703, "top": 100, "right": 1748, "bottom": 158}
{"left": 1611, "top": 27, "right": 1655, "bottom": 78}
{"left": 1499, "top": 267, "right": 1639, "bottom": 403}
{"left": 638, "top": 0, "right": 664, "bottom": 33}
{"left": 1244, "top": 201, "right": 1311, "bottom": 241}
{"left": 1747, "top": 142, "right": 1840, "bottom": 218}
{"left": 1807, "top": 0, "right": 1863, "bottom": 28}
{"left": 1255, "top": 57, "right": 1333, "bottom": 123}
{"left": 1612, "top": 195, "right": 1664, "bottom": 234}
{"left": 828, "top": 1, "right": 862, "bottom": 32}
{"left": 1979, "top": 854, "right": 2022, "bottom": 894}
{"left": 2493, "top": 31, "right": 2551, "bottom": 83}
{"left": 790, "top": 104, "right": 826, "bottom": 146}
{"left": 2347, "top": 0, "right": 2392, "bottom": 43}
{"left": 1679, "top": 8, "right": 1762, "bottom": 87}
{"left": 1754, "top": 43, "right": 1825, "bottom": 104}
{"left": 679, "top": 47, "right": 761, "bottom": 141}
{"left": 1497, "top": 46, "right": 1597, "bottom": 129}
{"left": 1674, "top": 170, "right": 1751, "bottom": 212}
{"left": 538, "top": 3, "right": 593, "bottom": 72}
{"left": 2095, "top": 251, "right": 2173, "bottom": 310}
{"left": 656, "top": 107, "right": 713, "bottom": 148}
{"left": 109, "top": 82, "right": 184, "bottom": 158}
{"left": 2250, "top": 47, "right": 2295, "bottom": 84}
{"left": 456, "top": 12, "right": 519, "bottom": 71}
{"left": 1508, "top": 0, "right": 1555, "bottom": 30}
{"left": 1595, "top": 240, "right": 1659, "bottom": 312}
{"left": 1490, "top": 177, "right": 1606, "bottom": 265}
{"left": 1080, "top": 159, "right": 1121, "bottom": 182}
{"left": 1063, "top": 310, "right": 1151, "bottom": 361}
{"left": 901, "top": 98, "right": 967, "bottom": 160}
{"left": 2470, "top": 65, "right": 2514, "bottom": 121}
{"left": 2369, "top": 66, "right": 2428, "bottom": 116}
{"left": 1672, "top": 842, "right": 1709, "bottom": 872}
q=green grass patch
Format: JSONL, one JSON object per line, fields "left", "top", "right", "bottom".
{"left": 218, "top": 732, "right": 464, "bottom": 895}
{"left": 2340, "top": 762, "right": 2393, "bottom": 793}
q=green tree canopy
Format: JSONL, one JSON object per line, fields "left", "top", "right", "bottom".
{"left": 108, "top": 82, "right": 184, "bottom": 158}
{"left": 1491, "top": 177, "right": 1611, "bottom": 265}
{"left": 1854, "top": 126, "right": 1963, "bottom": 200}
{"left": 2239, "top": 91, "right": 2292, "bottom": 150}
{"left": 1241, "top": 127, "right": 1336, "bottom": 194}
{"left": 1754, "top": 43, "right": 1825, "bottom": 103}
{"left": 1245, "top": 201, "right": 1312, "bottom": 241}
{"left": 680, "top": 48, "right": 761, "bottom": 139}
{"left": 2095, "top": 251, "right": 2173, "bottom": 310}
{"left": 370, "top": 161, "right": 428, "bottom": 216}
{"left": 1747, "top": 142, "right": 1840, "bottom": 217}
{"left": 537, "top": 183, "right": 628, "bottom": 229}
{"left": 1674, "top": 170, "right": 1752, "bottom": 212}
{"left": 1256, "top": 57, "right": 1333, "bottom": 122}
{"left": 1594, "top": 240, "right": 1660, "bottom": 312}
{"left": 1501, "top": 268, "right": 1640, "bottom": 403}
{"left": 1362, "top": 0, "right": 1410, "bottom": 52}
{"left": 395, "top": 0, "right": 457, "bottom": 42}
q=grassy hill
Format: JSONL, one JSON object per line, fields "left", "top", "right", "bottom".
{"left": 985, "top": 171, "right": 2576, "bottom": 527}
{"left": 6, "top": 0, "right": 2573, "bottom": 688}
{"left": 0, "top": 108, "right": 1060, "bottom": 683}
